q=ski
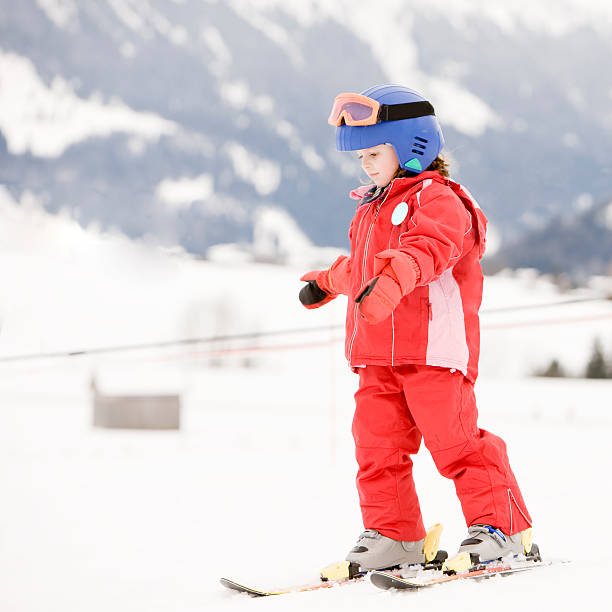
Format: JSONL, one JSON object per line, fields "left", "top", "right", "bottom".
{"left": 220, "top": 523, "right": 447, "bottom": 597}
{"left": 220, "top": 553, "right": 449, "bottom": 597}
{"left": 370, "top": 558, "right": 558, "bottom": 591}
{"left": 219, "top": 572, "right": 365, "bottom": 597}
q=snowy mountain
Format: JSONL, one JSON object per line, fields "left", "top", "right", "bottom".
{"left": 486, "top": 195, "right": 612, "bottom": 280}
{"left": 1, "top": 0, "right": 612, "bottom": 269}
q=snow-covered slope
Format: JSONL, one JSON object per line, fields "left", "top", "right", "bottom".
{"left": 1, "top": 186, "right": 612, "bottom": 611}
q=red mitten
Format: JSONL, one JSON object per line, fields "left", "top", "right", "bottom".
{"left": 373, "top": 250, "right": 421, "bottom": 292}
{"left": 355, "top": 251, "right": 420, "bottom": 324}
{"left": 299, "top": 255, "right": 351, "bottom": 310}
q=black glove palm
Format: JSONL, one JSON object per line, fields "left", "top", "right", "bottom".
{"left": 299, "top": 280, "right": 328, "bottom": 307}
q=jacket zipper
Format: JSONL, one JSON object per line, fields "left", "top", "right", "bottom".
{"left": 347, "top": 189, "right": 390, "bottom": 363}
{"left": 348, "top": 177, "right": 435, "bottom": 366}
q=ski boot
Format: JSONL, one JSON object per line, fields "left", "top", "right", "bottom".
{"left": 443, "top": 525, "right": 541, "bottom": 573}
{"left": 321, "top": 523, "right": 446, "bottom": 580}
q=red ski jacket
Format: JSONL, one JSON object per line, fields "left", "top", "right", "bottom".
{"left": 343, "top": 171, "right": 487, "bottom": 382}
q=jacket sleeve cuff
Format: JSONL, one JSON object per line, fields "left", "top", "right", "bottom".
{"left": 407, "top": 254, "right": 421, "bottom": 284}
{"left": 326, "top": 255, "right": 351, "bottom": 295}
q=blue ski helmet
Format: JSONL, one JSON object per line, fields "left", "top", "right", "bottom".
{"left": 334, "top": 84, "right": 444, "bottom": 175}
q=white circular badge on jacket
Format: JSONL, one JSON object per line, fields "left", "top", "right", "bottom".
{"left": 391, "top": 201, "right": 409, "bottom": 225}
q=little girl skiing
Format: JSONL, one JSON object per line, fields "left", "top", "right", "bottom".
{"left": 300, "top": 84, "right": 535, "bottom": 573}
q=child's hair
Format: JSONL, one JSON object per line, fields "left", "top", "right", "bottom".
{"left": 394, "top": 154, "right": 450, "bottom": 179}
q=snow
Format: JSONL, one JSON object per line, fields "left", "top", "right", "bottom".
{"left": 217, "top": 79, "right": 275, "bottom": 118}
{"left": 218, "top": 80, "right": 251, "bottom": 111}
{"left": 155, "top": 174, "right": 215, "bottom": 210}
{"left": 202, "top": 26, "right": 232, "bottom": 75}
{"left": 273, "top": 119, "right": 325, "bottom": 172}
{"left": 331, "top": 1, "right": 502, "bottom": 137}
{"left": 104, "top": 0, "right": 188, "bottom": 45}
{"left": 573, "top": 193, "right": 594, "bottom": 214}
{"left": 252, "top": 0, "right": 612, "bottom": 37}
{"left": 600, "top": 201, "right": 612, "bottom": 231}
{"left": 106, "top": 0, "right": 146, "bottom": 33}
{"left": 0, "top": 51, "right": 178, "bottom": 158}
{"left": 224, "top": 0, "right": 612, "bottom": 138}
{"left": 226, "top": 0, "right": 305, "bottom": 69}
{"left": 207, "top": 205, "right": 345, "bottom": 267}
{"left": 426, "top": 80, "right": 503, "bottom": 138}
{"left": 416, "top": 0, "right": 612, "bottom": 36}
{"left": 35, "top": 0, "right": 78, "bottom": 29}
{"left": 2, "top": 190, "right": 612, "bottom": 611}
{"left": 480, "top": 272, "right": 612, "bottom": 377}
{"left": 482, "top": 221, "right": 501, "bottom": 256}
{"left": 224, "top": 0, "right": 503, "bottom": 137}
{"left": 224, "top": 142, "right": 281, "bottom": 196}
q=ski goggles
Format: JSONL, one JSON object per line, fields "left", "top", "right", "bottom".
{"left": 328, "top": 92, "right": 435, "bottom": 127}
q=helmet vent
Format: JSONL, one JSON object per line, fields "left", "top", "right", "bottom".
{"left": 412, "top": 139, "right": 427, "bottom": 155}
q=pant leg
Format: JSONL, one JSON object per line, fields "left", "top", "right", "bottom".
{"left": 352, "top": 365, "right": 426, "bottom": 541}
{"left": 398, "top": 365, "right": 532, "bottom": 535}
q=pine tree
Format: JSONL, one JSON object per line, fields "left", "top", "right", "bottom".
{"left": 585, "top": 339, "right": 611, "bottom": 379}
{"left": 539, "top": 359, "right": 566, "bottom": 378}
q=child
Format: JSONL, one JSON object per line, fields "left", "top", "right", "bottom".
{"left": 299, "top": 84, "right": 535, "bottom": 572}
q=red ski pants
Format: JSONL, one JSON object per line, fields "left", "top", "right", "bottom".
{"left": 352, "top": 365, "right": 531, "bottom": 541}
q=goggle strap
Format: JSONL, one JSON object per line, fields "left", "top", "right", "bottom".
{"left": 378, "top": 101, "right": 435, "bottom": 122}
